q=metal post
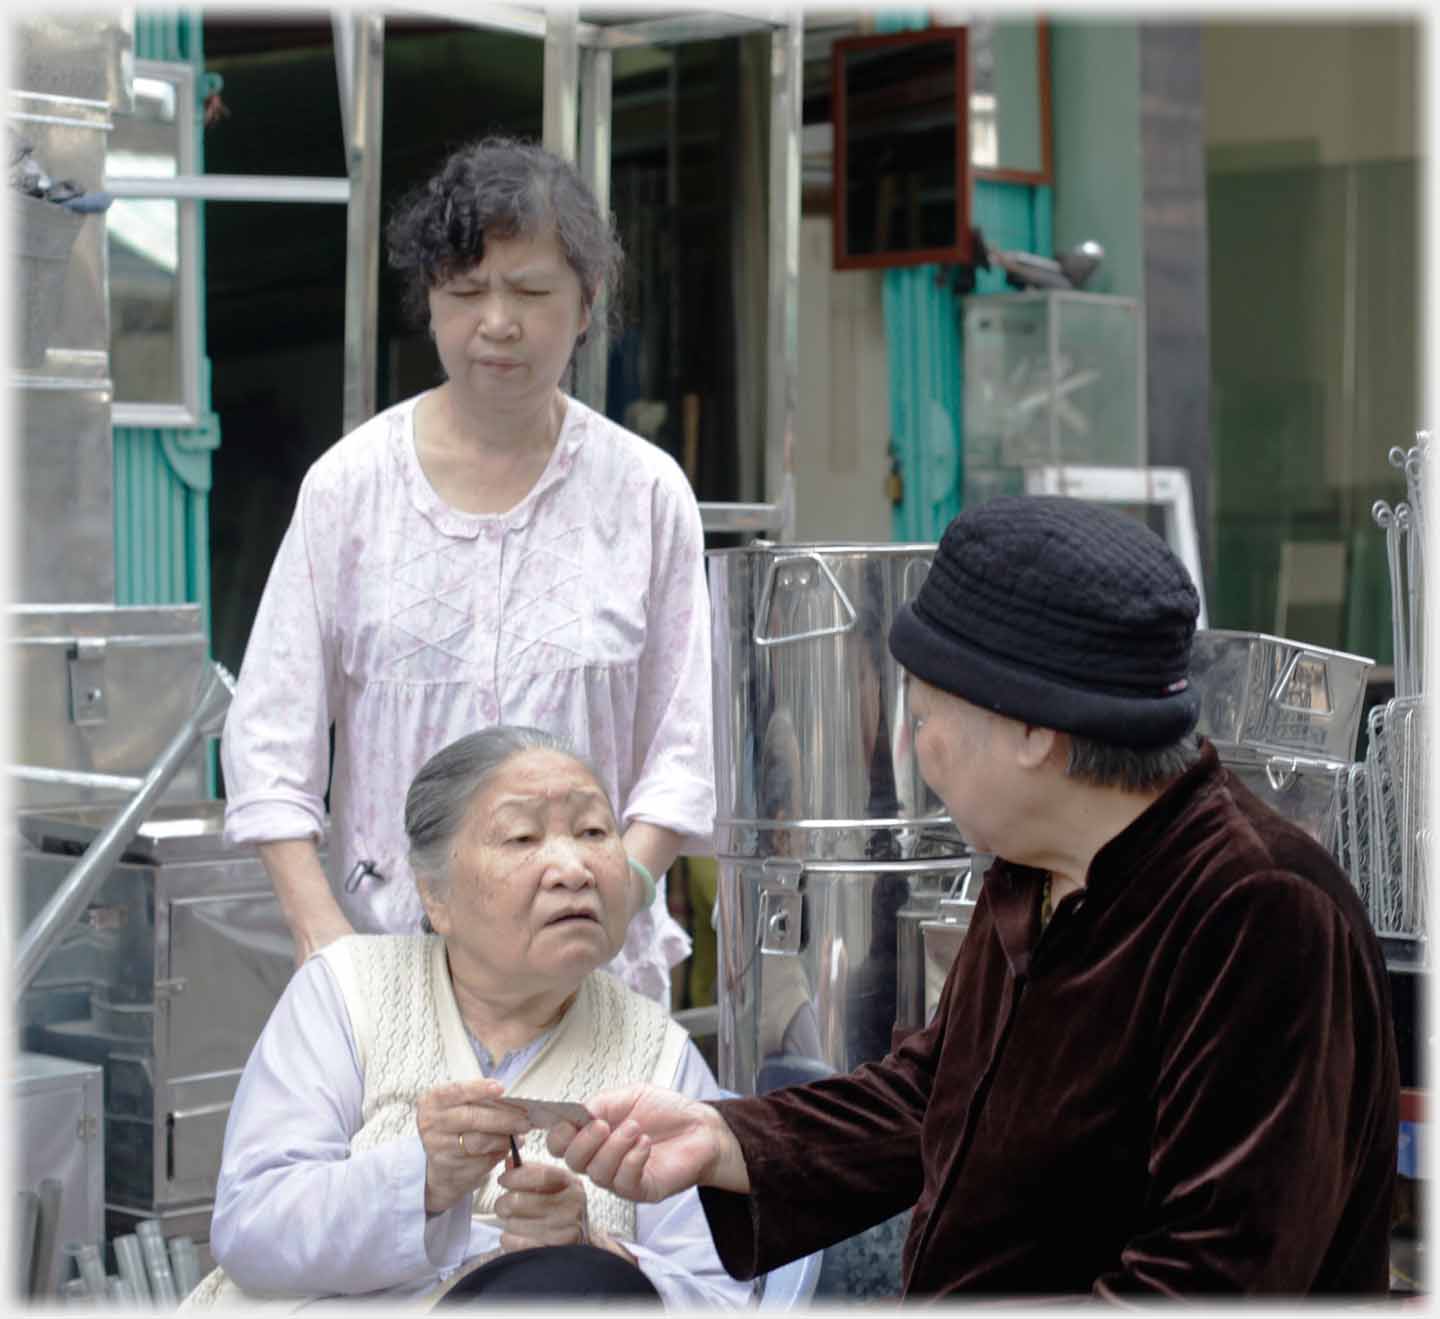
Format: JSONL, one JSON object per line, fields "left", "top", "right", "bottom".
{"left": 341, "top": 14, "right": 384, "bottom": 436}
{"left": 16, "top": 664, "right": 236, "bottom": 995}
{"left": 574, "top": 41, "right": 613, "bottom": 412}
{"left": 331, "top": 12, "right": 356, "bottom": 154}
{"left": 765, "top": 14, "right": 802, "bottom": 540}
{"left": 543, "top": 6, "right": 580, "bottom": 163}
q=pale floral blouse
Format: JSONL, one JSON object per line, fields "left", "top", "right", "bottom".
{"left": 219, "top": 393, "right": 713, "bottom": 1000}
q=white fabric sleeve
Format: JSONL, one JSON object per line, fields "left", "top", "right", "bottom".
{"left": 620, "top": 468, "right": 716, "bottom": 850}
{"left": 629, "top": 1041, "right": 755, "bottom": 1310}
{"left": 208, "top": 958, "right": 472, "bottom": 1295}
{"left": 220, "top": 468, "right": 341, "bottom": 848}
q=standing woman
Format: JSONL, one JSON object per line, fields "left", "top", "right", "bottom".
{"left": 220, "top": 137, "right": 709, "bottom": 1002}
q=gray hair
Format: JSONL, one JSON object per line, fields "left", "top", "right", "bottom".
{"left": 405, "top": 725, "right": 605, "bottom": 906}
{"left": 384, "top": 135, "right": 624, "bottom": 337}
{"left": 1064, "top": 732, "right": 1204, "bottom": 793}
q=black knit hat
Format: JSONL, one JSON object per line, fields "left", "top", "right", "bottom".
{"left": 888, "top": 496, "right": 1200, "bottom": 748}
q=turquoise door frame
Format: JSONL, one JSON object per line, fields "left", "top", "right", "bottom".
{"left": 113, "top": 11, "right": 223, "bottom": 789}
{"left": 887, "top": 181, "right": 1054, "bottom": 544}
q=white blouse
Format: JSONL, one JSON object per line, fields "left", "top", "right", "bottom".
{"left": 220, "top": 392, "right": 715, "bottom": 1000}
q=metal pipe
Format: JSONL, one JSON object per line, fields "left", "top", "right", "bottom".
{"left": 573, "top": 42, "right": 612, "bottom": 412}
{"left": 698, "top": 501, "right": 789, "bottom": 534}
{"left": 341, "top": 14, "right": 385, "bottom": 435}
{"left": 1374, "top": 500, "right": 1406, "bottom": 697}
{"left": 764, "top": 15, "right": 802, "bottom": 540}
{"left": 15, "top": 663, "right": 236, "bottom": 995}
{"left": 542, "top": 6, "right": 580, "bottom": 163}
{"left": 103, "top": 175, "right": 349, "bottom": 203}
{"left": 9, "top": 765, "right": 144, "bottom": 792}
{"left": 332, "top": 12, "right": 357, "bottom": 154}
{"left": 594, "top": 11, "right": 788, "bottom": 50}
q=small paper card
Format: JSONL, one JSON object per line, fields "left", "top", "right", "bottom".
{"left": 490, "top": 1097, "right": 594, "bottom": 1130}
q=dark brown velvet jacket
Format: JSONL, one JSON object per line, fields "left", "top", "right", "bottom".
{"left": 700, "top": 743, "right": 1399, "bottom": 1298}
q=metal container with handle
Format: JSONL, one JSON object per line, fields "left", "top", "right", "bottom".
{"left": 707, "top": 542, "right": 970, "bottom": 1095}
{"left": 1189, "top": 629, "right": 1373, "bottom": 764}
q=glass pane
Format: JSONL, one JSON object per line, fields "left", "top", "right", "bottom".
{"left": 842, "top": 38, "right": 959, "bottom": 258}
{"left": 107, "top": 74, "right": 183, "bottom": 406}
{"left": 1208, "top": 158, "right": 1421, "bottom": 659}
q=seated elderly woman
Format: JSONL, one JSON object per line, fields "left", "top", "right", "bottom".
{"left": 185, "top": 726, "right": 750, "bottom": 1309}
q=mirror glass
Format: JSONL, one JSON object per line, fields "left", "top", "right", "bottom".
{"left": 968, "top": 17, "right": 1049, "bottom": 180}
{"left": 833, "top": 28, "right": 970, "bottom": 269}
{"left": 106, "top": 61, "right": 200, "bottom": 423}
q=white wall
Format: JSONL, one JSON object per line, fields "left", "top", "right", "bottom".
{"left": 1204, "top": 21, "right": 1420, "bottom": 164}
{"left": 792, "top": 215, "right": 895, "bottom": 542}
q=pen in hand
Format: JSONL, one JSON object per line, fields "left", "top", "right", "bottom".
{"left": 508, "top": 1135, "right": 523, "bottom": 1168}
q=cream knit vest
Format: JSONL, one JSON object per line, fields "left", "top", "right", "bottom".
{"left": 184, "top": 935, "right": 687, "bottom": 1310}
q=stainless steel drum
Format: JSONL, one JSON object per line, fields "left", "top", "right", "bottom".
{"left": 708, "top": 543, "right": 971, "bottom": 1094}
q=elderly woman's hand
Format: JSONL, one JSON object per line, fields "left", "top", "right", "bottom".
{"left": 417, "top": 1079, "right": 531, "bottom": 1215}
{"left": 493, "top": 1162, "right": 607, "bottom": 1256}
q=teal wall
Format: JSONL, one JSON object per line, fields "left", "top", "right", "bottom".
{"left": 1049, "top": 20, "right": 1144, "bottom": 300}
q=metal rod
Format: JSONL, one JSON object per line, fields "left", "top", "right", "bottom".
{"left": 542, "top": 6, "right": 580, "bottom": 163}
{"left": 332, "top": 13, "right": 357, "bottom": 155}
{"left": 9, "top": 765, "right": 144, "bottom": 792}
{"left": 15, "top": 663, "right": 235, "bottom": 996}
{"left": 573, "top": 42, "right": 612, "bottom": 412}
{"left": 764, "top": 15, "right": 802, "bottom": 540}
{"left": 594, "top": 11, "right": 789, "bottom": 50}
{"left": 341, "top": 14, "right": 385, "bottom": 436}
{"left": 103, "top": 174, "right": 350, "bottom": 203}
{"left": 698, "top": 501, "right": 789, "bottom": 533}
{"left": 1374, "top": 500, "right": 1407, "bottom": 698}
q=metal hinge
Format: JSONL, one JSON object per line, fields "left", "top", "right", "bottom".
{"left": 77, "top": 1115, "right": 98, "bottom": 1141}
{"left": 67, "top": 639, "right": 108, "bottom": 726}
{"left": 759, "top": 857, "right": 804, "bottom": 955}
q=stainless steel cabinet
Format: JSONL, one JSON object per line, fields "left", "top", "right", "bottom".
{"left": 14, "top": 1053, "right": 105, "bottom": 1295}
{"left": 18, "top": 803, "right": 295, "bottom": 1217}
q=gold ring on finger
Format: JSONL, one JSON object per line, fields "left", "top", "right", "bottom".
{"left": 458, "top": 1131, "right": 467, "bottom": 1157}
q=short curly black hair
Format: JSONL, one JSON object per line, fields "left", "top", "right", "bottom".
{"left": 385, "top": 136, "right": 624, "bottom": 337}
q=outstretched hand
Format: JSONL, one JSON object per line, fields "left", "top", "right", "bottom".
{"left": 545, "top": 1083, "right": 750, "bottom": 1202}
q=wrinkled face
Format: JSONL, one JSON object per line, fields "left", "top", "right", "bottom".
{"left": 906, "top": 674, "right": 1011, "bottom": 854}
{"left": 426, "top": 226, "right": 590, "bottom": 411}
{"left": 423, "top": 749, "right": 629, "bottom": 990}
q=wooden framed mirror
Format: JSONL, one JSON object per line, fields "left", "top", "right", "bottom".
{"left": 831, "top": 26, "right": 972, "bottom": 270}
{"left": 969, "top": 17, "right": 1053, "bottom": 183}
